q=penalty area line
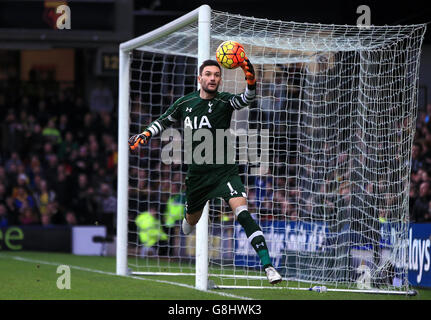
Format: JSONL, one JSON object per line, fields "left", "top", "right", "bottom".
{"left": 2, "top": 254, "right": 253, "bottom": 300}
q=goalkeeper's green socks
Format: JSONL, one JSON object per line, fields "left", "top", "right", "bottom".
{"left": 235, "top": 206, "right": 272, "bottom": 269}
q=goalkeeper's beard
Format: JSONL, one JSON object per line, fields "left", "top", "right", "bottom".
{"left": 202, "top": 82, "right": 219, "bottom": 94}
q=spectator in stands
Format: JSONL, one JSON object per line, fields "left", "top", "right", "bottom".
{"left": 89, "top": 79, "right": 114, "bottom": 114}
{"left": 95, "top": 182, "right": 117, "bottom": 235}
{"left": 0, "top": 166, "right": 8, "bottom": 190}
{"left": 41, "top": 142, "right": 56, "bottom": 168}
{"left": 33, "top": 179, "right": 54, "bottom": 217}
{"left": 70, "top": 96, "right": 89, "bottom": 129}
{"left": 421, "top": 140, "right": 431, "bottom": 169}
{"left": 36, "top": 99, "right": 50, "bottom": 127}
{"left": 4, "top": 196, "right": 18, "bottom": 224}
{"left": 19, "top": 206, "right": 39, "bottom": 225}
{"left": 54, "top": 164, "right": 71, "bottom": 209}
{"left": 99, "top": 112, "right": 116, "bottom": 139}
{"left": 43, "top": 155, "right": 56, "bottom": 186}
{"left": 42, "top": 118, "right": 62, "bottom": 145}
{"left": 411, "top": 142, "right": 424, "bottom": 174}
{"left": 0, "top": 183, "right": 7, "bottom": 204}
{"left": 5, "top": 151, "right": 22, "bottom": 173}
{"left": 87, "top": 136, "right": 104, "bottom": 175}
{"left": 104, "top": 134, "right": 118, "bottom": 174}
{"left": 411, "top": 168, "right": 428, "bottom": 185}
{"left": 273, "top": 190, "right": 289, "bottom": 220}
{"left": 409, "top": 184, "right": 418, "bottom": 214}
{"left": 58, "top": 114, "right": 70, "bottom": 137}
{"left": 53, "top": 90, "right": 74, "bottom": 117}
{"left": 58, "top": 131, "right": 78, "bottom": 161}
{"left": 41, "top": 212, "right": 54, "bottom": 227}
{"left": 76, "top": 112, "right": 96, "bottom": 144}
{"left": 27, "top": 123, "right": 44, "bottom": 155}
{"left": 65, "top": 210, "right": 78, "bottom": 226}
{"left": 0, "top": 203, "right": 10, "bottom": 228}
{"left": 73, "top": 145, "right": 91, "bottom": 176}
{"left": 424, "top": 202, "right": 431, "bottom": 223}
{"left": 411, "top": 181, "right": 431, "bottom": 222}
{"left": 247, "top": 189, "right": 258, "bottom": 214}
{"left": 12, "top": 185, "right": 36, "bottom": 212}
{"left": 47, "top": 200, "right": 65, "bottom": 225}
{"left": 27, "top": 155, "right": 42, "bottom": 189}
{"left": 254, "top": 172, "right": 273, "bottom": 208}
{"left": 71, "top": 173, "right": 97, "bottom": 225}
{"left": 4, "top": 111, "right": 26, "bottom": 156}
{"left": 259, "top": 199, "right": 275, "bottom": 221}
{"left": 286, "top": 202, "right": 298, "bottom": 221}
{"left": 5, "top": 162, "right": 18, "bottom": 191}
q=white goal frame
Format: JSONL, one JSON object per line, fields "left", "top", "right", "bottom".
{"left": 116, "top": 5, "right": 425, "bottom": 296}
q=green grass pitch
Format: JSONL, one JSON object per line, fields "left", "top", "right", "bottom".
{"left": 1, "top": 251, "right": 430, "bottom": 300}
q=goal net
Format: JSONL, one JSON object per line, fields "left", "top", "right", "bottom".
{"left": 117, "top": 5, "right": 427, "bottom": 294}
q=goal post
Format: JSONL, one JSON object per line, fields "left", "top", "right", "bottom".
{"left": 116, "top": 48, "right": 130, "bottom": 277}
{"left": 116, "top": 5, "right": 427, "bottom": 295}
{"left": 195, "top": 5, "right": 211, "bottom": 291}
{"left": 117, "top": 5, "right": 212, "bottom": 286}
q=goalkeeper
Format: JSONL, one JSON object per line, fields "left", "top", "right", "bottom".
{"left": 129, "top": 58, "right": 282, "bottom": 285}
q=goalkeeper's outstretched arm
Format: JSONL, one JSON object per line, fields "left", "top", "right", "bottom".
{"left": 229, "top": 58, "right": 257, "bottom": 110}
{"left": 129, "top": 103, "right": 180, "bottom": 150}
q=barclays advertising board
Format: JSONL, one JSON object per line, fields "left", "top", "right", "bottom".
{"left": 408, "top": 224, "right": 431, "bottom": 287}
{"left": 234, "top": 220, "right": 327, "bottom": 269}
{"left": 234, "top": 220, "right": 431, "bottom": 288}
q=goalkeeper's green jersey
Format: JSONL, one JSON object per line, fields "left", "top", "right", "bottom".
{"left": 145, "top": 87, "right": 255, "bottom": 174}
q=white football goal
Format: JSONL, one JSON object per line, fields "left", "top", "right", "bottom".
{"left": 117, "top": 4, "right": 426, "bottom": 295}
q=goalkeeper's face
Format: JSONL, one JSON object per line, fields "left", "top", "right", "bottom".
{"left": 199, "top": 66, "right": 221, "bottom": 94}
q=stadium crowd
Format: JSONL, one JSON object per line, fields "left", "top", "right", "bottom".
{"left": 0, "top": 74, "right": 430, "bottom": 240}
{"left": 0, "top": 78, "right": 118, "bottom": 234}
{"left": 409, "top": 104, "right": 431, "bottom": 223}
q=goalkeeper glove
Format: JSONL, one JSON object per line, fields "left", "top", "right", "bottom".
{"left": 129, "top": 131, "right": 151, "bottom": 150}
{"left": 240, "top": 58, "right": 256, "bottom": 89}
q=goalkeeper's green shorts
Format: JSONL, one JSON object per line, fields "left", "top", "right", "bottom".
{"left": 184, "top": 165, "right": 246, "bottom": 214}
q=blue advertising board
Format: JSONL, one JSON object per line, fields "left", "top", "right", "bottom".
{"left": 408, "top": 223, "right": 431, "bottom": 287}
{"left": 234, "top": 220, "right": 328, "bottom": 269}
{"left": 234, "top": 220, "right": 431, "bottom": 288}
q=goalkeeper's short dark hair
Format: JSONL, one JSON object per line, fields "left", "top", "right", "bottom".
{"left": 199, "top": 59, "right": 222, "bottom": 75}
